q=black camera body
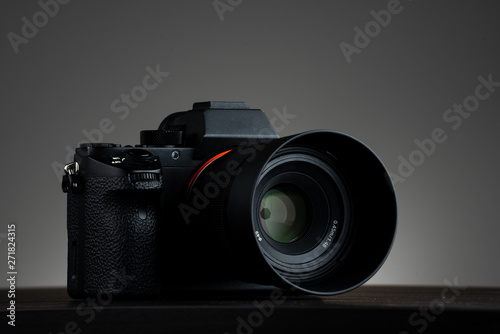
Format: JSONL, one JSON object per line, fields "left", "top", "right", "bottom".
{"left": 63, "top": 101, "right": 397, "bottom": 298}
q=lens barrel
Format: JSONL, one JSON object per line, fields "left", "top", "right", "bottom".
{"left": 184, "top": 130, "right": 397, "bottom": 295}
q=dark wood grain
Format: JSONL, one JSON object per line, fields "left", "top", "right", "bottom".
{"left": 2, "top": 285, "right": 499, "bottom": 333}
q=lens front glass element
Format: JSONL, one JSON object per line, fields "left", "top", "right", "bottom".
{"left": 259, "top": 184, "right": 311, "bottom": 243}
{"left": 254, "top": 148, "right": 354, "bottom": 284}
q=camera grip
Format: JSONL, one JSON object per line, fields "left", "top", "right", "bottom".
{"left": 67, "top": 176, "right": 161, "bottom": 297}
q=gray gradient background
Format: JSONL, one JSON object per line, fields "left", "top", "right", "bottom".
{"left": 1, "top": 0, "right": 499, "bottom": 289}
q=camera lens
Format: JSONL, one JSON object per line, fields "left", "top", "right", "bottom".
{"left": 259, "top": 184, "right": 311, "bottom": 243}
{"left": 251, "top": 148, "right": 352, "bottom": 286}
{"left": 184, "top": 130, "right": 397, "bottom": 295}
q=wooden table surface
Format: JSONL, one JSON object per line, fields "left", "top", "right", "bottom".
{"left": 2, "top": 285, "right": 499, "bottom": 333}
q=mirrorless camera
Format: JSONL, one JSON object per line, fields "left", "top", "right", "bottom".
{"left": 62, "top": 101, "right": 397, "bottom": 297}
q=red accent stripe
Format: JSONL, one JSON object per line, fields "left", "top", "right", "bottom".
{"left": 186, "top": 149, "right": 232, "bottom": 195}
